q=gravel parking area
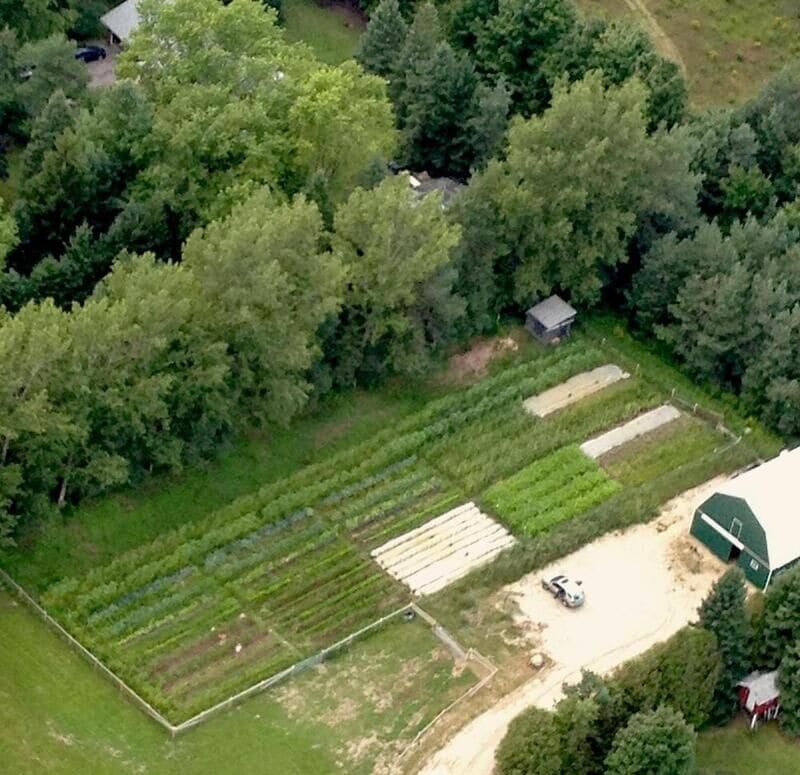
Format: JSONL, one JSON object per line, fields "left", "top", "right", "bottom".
{"left": 420, "top": 476, "right": 729, "bottom": 775}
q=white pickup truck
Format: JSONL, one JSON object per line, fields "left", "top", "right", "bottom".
{"left": 541, "top": 574, "right": 585, "bottom": 608}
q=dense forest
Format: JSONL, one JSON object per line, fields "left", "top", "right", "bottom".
{"left": 1, "top": 0, "right": 799, "bottom": 546}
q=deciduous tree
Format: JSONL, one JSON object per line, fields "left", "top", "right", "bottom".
{"left": 329, "top": 175, "right": 462, "bottom": 385}
{"left": 15, "top": 34, "right": 87, "bottom": 121}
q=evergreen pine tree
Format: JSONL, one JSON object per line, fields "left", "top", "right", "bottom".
{"left": 778, "top": 639, "right": 800, "bottom": 735}
{"left": 467, "top": 79, "right": 510, "bottom": 169}
{"left": 698, "top": 566, "right": 752, "bottom": 723}
{"left": 401, "top": 42, "right": 478, "bottom": 176}
{"left": 392, "top": 1, "right": 441, "bottom": 109}
{"left": 355, "top": 0, "right": 407, "bottom": 80}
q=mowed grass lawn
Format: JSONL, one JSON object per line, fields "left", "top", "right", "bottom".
{"left": 0, "top": 588, "right": 474, "bottom": 774}
{"left": 697, "top": 721, "right": 800, "bottom": 773}
{"left": 575, "top": 0, "right": 800, "bottom": 106}
{"left": 283, "top": 0, "right": 364, "bottom": 64}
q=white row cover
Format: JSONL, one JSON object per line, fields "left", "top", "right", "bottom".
{"left": 580, "top": 404, "right": 681, "bottom": 459}
{"left": 523, "top": 364, "right": 629, "bottom": 418}
{"left": 371, "top": 502, "right": 515, "bottom": 596}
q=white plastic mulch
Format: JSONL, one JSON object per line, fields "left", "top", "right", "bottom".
{"left": 580, "top": 404, "right": 681, "bottom": 459}
{"left": 523, "top": 364, "right": 630, "bottom": 417}
{"left": 371, "top": 502, "right": 516, "bottom": 596}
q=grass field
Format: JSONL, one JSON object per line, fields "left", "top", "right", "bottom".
{"left": 697, "top": 721, "right": 800, "bottom": 773}
{"left": 575, "top": 0, "right": 800, "bottom": 105}
{"left": 283, "top": 0, "right": 364, "bottom": 64}
{"left": 0, "top": 587, "right": 474, "bottom": 774}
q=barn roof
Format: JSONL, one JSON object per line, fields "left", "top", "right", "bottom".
{"left": 737, "top": 670, "right": 779, "bottom": 711}
{"left": 101, "top": 0, "right": 141, "bottom": 43}
{"left": 526, "top": 295, "right": 577, "bottom": 331}
{"left": 716, "top": 447, "right": 800, "bottom": 569}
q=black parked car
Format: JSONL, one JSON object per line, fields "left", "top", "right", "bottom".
{"left": 75, "top": 46, "right": 106, "bottom": 63}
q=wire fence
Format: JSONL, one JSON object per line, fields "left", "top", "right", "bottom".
{"left": 393, "top": 620, "right": 498, "bottom": 771}
{"left": 0, "top": 566, "right": 176, "bottom": 733}
{"left": 0, "top": 570, "right": 497, "bottom": 744}
{"left": 173, "top": 603, "right": 414, "bottom": 733}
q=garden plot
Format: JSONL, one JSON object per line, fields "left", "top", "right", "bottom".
{"left": 371, "top": 502, "right": 516, "bottom": 596}
{"left": 580, "top": 404, "right": 681, "bottom": 459}
{"left": 523, "top": 364, "right": 629, "bottom": 417}
{"left": 483, "top": 446, "right": 621, "bottom": 536}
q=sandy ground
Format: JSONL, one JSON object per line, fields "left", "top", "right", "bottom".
{"left": 417, "top": 477, "right": 729, "bottom": 775}
{"left": 523, "top": 364, "right": 629, "bottom": 417}
{"left": 580, "top": 404, "right": 680, "bottom": 459}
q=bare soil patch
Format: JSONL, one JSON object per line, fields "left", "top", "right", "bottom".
{"left": 442, "top": 336, "right": 519, "bottom": 385}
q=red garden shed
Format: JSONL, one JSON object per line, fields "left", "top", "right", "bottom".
{"left": 737, "top": 670, "right": 780, "bottom": 729}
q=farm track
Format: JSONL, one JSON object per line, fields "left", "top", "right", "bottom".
{"left": 623, "top": 0, "right": 687, "bottom": 76}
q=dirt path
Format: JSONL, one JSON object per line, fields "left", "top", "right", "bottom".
{"left": 417, "top": 477, "right": 727, "bottom": 775}
{"left": 623, "top": 0, "right": 687, "bottom": 77}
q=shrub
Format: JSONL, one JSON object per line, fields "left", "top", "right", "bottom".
{"left": 605, "top": 705, "right": 696, "bottom": 775}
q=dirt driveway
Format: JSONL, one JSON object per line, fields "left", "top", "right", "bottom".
{"left": 418, "top": 477, "right": 729, "bottom": 775}
{"left": 85, "top": 41, "right": 120, "bottom": 89}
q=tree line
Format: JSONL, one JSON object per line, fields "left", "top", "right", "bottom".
{"left": 2, "top": 0, "right": 800, "bottom": 543}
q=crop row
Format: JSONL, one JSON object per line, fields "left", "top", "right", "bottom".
{"left": 433, "top": 378, "right": 661, "bottom": 491}
{"left": 43, "top": 336, "right": 676, "bottom": 720}
{"left": 44, "top": 340, "right": 601, "bottom": 612}
{"left": 602, "top": 416, "right": 725, "bottom": 487}
{"left": 483, "top": 447, "right": 622, "bottom": 536}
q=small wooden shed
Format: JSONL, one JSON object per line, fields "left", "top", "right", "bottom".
{"left": 737, "top": 670, "right": 780, "bottom": 729}
{"left": 525, "top": 295, "right": 577, "bottom": 344}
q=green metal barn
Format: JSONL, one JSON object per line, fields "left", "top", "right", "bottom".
{"left": 690, "top": 448, "right": 800, "bottom": 589}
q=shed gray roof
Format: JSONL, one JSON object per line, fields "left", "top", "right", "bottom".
{"left": 526, "top": 295, "right": 577, "bottom": 330}
{"left": 101, "top": 0, "right": 141, "bottom": 42}
{"left": 716, "top": 447, "right": 800, "bottom": 569}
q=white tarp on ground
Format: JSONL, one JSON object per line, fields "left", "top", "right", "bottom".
{"left": 371, "top": 502, "right": 515, "bottom": 596}
{"left": 580, "top": 404, "right": 681, "bottom": 459}
{"left": 523, "top": 364, "right": 630, "bottom": 418}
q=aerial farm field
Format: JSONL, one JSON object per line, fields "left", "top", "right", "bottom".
{"left": 1, "top": 318, "right": 782, "bottom": 771}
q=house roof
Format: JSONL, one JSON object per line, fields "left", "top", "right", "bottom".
{"left": 101, "top": 0, "right": 141, "bottom": 42}
{"left": 716, "top": 447, "right": 800, "bottom": 569}
{"left": 737, "top": 670, "right": 779, "bottom": 711}
{"left": 407, "top": 172, "right": 464, "bottom": 207}
{"left": 526, "top": 295, "right": 577, "bottom": 331}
